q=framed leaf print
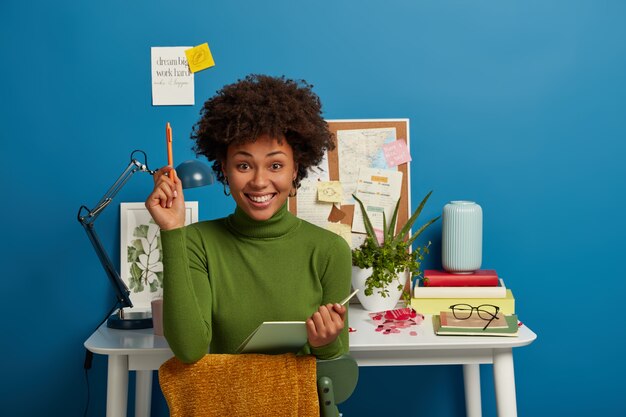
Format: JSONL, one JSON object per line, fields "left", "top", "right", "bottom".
{"left": 119, "top": 201, "right": 199, "bottom": 309}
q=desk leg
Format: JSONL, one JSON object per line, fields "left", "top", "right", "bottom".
{"left": 107, "top": 355, "right": 129, "bottom": 417}
{"left": 135, "top": 370, "right": 153, "bottom": 417}
{"left": 493, "top": 348, "right": 517, "bottom": 417}
{"left": 463, "top": 364, "right": 482, "bottom": 417}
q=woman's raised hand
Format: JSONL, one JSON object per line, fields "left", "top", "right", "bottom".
{"left": 145, "top": 166, "right": 186, "bottom": 231}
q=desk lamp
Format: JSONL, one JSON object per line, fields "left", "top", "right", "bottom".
{"left": 77, "top": 150, "right": 213, "bottom": 330}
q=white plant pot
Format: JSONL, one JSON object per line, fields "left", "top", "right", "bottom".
{"left": 351, "top": 266, "right": 407, "bottom": 311}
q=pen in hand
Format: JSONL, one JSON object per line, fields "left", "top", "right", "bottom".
{"left": 339, "top": 289, "right": 359, "bottom": 306}
{"left": 166, "top": 122, "right": 173, "bottom": 167}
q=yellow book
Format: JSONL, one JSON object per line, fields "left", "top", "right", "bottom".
{"left": 411, "top": 289, "right": 515, "bottom": 315}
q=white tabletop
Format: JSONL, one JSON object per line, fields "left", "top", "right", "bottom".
{"left": 86, "top": 305, "right": 536, "bottom": 359}
{"left": 348, "top": 306, "right": 537, "bottom": 352}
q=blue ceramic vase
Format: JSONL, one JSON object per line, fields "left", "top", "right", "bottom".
{"left": 442, "top": 201, "right": 483, "bottom": 273}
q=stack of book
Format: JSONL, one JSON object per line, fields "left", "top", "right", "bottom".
{"left": 432, "top": 310, "right": 519, "bottom": 337}
{"left": 410, "top": 269, "right": 515, "bottom": 315}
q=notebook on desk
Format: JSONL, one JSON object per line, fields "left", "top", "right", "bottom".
{"left": 432, "top": 314, "right": 520, "bottom": 337}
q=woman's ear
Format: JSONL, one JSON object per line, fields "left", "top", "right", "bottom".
{"left": 221, "top": 159, "right": 228, "bottom": 179}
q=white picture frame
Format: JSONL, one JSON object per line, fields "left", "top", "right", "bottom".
{"left": 120, "top": 201, "right": 199, "bottom": 309}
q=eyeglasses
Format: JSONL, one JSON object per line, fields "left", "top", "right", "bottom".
{"left": 449, "top": 304, "right": 501, "bottom": 330}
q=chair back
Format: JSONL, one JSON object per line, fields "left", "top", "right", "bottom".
{"left": 317, "top": 355, "right": 359, "bottom": 404}
{"left": 159, "top": 353, "right": 359, "bottom": 417}
{"left": 317, "top": 355, "right": 359, "bottom": 417}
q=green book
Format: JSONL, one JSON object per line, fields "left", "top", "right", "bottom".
{"left": 432, "top": 314, "right": 519, "bottom": 337}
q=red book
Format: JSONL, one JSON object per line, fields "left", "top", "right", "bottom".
{"left": 423, "top": 270, "right": 499, "bottom": 287}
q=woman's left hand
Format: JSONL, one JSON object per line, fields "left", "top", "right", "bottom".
{"left": 306, "top": 303, "right": 346, "bottom": 348}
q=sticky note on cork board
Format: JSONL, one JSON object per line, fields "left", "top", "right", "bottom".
{"left": 382, "top": 139, "right": 411, "bottom": 167}
{"left": 317, "top": 181, "right": 343, "bottom": 203}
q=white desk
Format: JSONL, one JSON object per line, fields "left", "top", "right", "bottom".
{"left": 84, "top": 305, "right": 536, "bottom": 417}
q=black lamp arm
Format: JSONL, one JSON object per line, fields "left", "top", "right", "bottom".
{"left": 77, "top": 150, "right": 156, "bottom": 310}
{"left": 81, "top": 221, "right": 133, "bottom": 308}
{"left": 77, "top": 150, "right": 156, "bottom": 225}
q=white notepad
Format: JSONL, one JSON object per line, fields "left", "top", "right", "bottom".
{"left": 235, "top": 321, "right": 307, "bottom": 354}
{"left": 235, "top": 291, "right": 357, "bottom": 354}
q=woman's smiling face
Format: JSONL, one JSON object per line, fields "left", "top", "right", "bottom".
{"left": 222, "top": 134, "right": 297, "bottom": 221}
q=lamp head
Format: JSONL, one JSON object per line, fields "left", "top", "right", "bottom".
{"left": 176, "top": 160, "right": 215, "bottom": 189}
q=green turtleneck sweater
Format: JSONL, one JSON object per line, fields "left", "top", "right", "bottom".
{"left": 160, "top": 203, "right": 352, "bottom": 363}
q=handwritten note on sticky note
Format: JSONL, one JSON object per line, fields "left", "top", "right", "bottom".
{"left": 382, "top": 139, "right": 412, "bottom": 167}
{"left": 185, "top": 43, "right": 215, "bottom": 73}
{"left": 317, "top": 181, "right": 343, "bottom": 203}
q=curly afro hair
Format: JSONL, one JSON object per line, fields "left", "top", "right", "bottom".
{"left": 191, "top": 74, "right": 335, "bottom": 186}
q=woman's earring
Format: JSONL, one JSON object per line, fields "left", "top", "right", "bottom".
{"left": 288, "top": 179, "right": 298, "bottom": 198}
{"left": 223, "top": 177, "right": 231, "bottom": 196}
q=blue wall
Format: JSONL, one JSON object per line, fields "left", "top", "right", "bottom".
{"left": 2, "top": 1, "right": 625, "bottom": 416}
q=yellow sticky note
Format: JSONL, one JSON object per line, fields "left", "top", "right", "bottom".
{"left": 317, "top": 181, "right": 343, "bottom": 203}
{"left": 326, "top": 223, "right": 352, "bottom": 247}
{"left": 184, "top": 43, "right": 215, "bottom": 73}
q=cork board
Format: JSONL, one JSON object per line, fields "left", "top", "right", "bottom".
{"left": 289, "top": 119, "right": 411, "bottom": 238}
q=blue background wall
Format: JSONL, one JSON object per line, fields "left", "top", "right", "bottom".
{"left": 2, "top": 1, "right": 625, "bottom": 416}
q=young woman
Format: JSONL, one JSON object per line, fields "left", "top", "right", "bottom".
{"left": 146, "top": 75, "right": 352, "bottom": 363}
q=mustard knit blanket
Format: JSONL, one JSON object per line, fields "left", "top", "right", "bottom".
{"left": 159, "top": 353, "right": 320, "bottom": 417}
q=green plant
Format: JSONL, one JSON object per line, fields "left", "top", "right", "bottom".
{"left": 351, "top": 191, "right": 440, "bottom": 304}
{"left": 127, "top": 219, "right": 163, "bottom": 294}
